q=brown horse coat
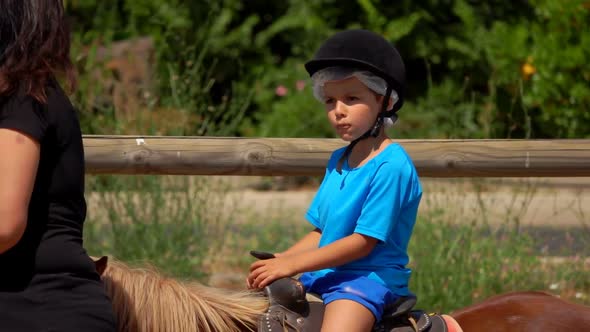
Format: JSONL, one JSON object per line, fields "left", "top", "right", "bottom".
{"left": 451, "top": 290, "right": 590, "bottom": 332}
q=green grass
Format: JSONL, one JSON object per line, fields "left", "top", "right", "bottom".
{"left": 408, "top": 217, "right": 540, "bottom": 312}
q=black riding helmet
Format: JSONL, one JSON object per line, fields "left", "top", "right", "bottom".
{"left": 305, "top": 29, "right": 406, "bottom": 172}
{"left": 305, "top": 29, "right": 406, "bottom": 115}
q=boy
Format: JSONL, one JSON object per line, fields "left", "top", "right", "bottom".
{"left": 247, "top": 29, "right": 422, "bottom": 332}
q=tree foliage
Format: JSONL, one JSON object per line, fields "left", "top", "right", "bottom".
{"left": 65, "top": 0, "right": 590, "bottom": 138}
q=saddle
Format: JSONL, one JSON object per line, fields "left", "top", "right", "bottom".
{"left": 249, "top": 250, "right": 452, "bottom": 332}
{"left": 257, "top": 276, "right": 450, "bottom": 332}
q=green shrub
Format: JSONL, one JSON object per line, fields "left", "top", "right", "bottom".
{"left": 84, "top": 175, "right": 233, "bottom": 280}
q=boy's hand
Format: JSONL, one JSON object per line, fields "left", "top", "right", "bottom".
{"left": 246, "top": 257, "right": 297, "bottom": 289}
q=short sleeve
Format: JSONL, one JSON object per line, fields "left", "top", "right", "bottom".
{"left": 0, "top": 94, "right": 48, "bottom": 141}
{"left": 304, "top": 147, "right": 345, "bottom": 229}
{"left": 305, "top": 166, "right": 328, "bottom": 229}
{"left": 354, "top": 160, "right": 417, "bottom": 242}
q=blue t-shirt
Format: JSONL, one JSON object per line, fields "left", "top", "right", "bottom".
{"left": 304, "top": 143, "right": 422, "bottom": 295}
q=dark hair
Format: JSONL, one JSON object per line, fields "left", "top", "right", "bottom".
{"left": 0, "top": 0, "right": 76, "bottom": 104}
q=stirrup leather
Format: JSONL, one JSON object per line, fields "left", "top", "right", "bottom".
{"left": 258, "top": 304, "right": 305, "bottom": 332}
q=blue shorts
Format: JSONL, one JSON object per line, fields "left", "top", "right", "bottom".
{"left": 299, "top": 272, "right": 399, "bottom": 322}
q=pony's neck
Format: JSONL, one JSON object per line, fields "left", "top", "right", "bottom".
{"left": 101, "top": 258, "right": 268, "bottom": 332}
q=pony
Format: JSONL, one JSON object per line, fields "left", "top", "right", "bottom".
{"left": 450, "top": 290, "right": 590, "bottom": 331}
{"left": 94, "top": 256, "right": 590, "bottom": 332}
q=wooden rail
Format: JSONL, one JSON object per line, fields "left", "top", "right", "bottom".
{"left": 83, "top": 136, "right": 590, "bottom": 177}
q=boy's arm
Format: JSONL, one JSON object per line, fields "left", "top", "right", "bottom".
{"left": 248, "top": 232, "right": 377, "bottom": 289}
{"left": 275, "top": 228, "right": 321, "bottom": 257}
{"left": 290, "top": 232, "right": 377, "bottom": 273}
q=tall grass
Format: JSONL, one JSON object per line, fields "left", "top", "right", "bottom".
{"left": 83, "top": 175, "right": 234, "bottom": 280}
{"left": 408, "top": 178, "right": 590, "bottom": 311}
{"left": 408, "top": 215, "right": 540, "bottom": 312}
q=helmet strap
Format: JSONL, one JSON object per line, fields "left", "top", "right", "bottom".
{"left": 336, "top": 86, "right": 393, "bottom": 174}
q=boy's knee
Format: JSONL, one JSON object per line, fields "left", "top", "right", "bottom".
{"left": 322, "top": 299, "right": 376, "bottom": 332}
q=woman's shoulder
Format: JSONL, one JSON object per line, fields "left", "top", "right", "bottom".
{"left": 1, "top": 79, "right": 79, "bottom": 139}
{"left": 2, "top": 79, "right": 72, "bottom": 110}
{"left": 41, "top": 80, "right": 81, "bottom": 131}
{"left": 45, "top": 79, "right": 75, "bottom": 109}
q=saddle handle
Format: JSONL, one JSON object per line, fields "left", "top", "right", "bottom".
{"left": 250, "top": 250, "right": 276, "bottom": 260}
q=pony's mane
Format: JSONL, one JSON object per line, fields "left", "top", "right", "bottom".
{"left": 101, "top": 257, "right": 268, "bottom": 332}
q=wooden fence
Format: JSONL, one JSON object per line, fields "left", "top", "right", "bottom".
{"left": 83, "top": 135, "right": 590, "bottom": 177}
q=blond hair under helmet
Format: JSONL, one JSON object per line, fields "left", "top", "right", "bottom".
{"left": 311, "top": 66, "right": 400, "bottom": 127}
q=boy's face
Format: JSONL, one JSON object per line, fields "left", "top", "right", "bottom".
{"left": 322, "top": 77, "right": 383, "bottom": 142}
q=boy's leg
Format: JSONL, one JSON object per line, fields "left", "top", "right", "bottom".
{"left": 304, "top": 272, "right": 399, "bottom": 332}
{"left": 321, "top": 299, "right": 375, "bottom": 332}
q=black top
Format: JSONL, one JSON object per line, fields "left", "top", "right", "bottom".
{"left": 0, "top": 80, "right": 98, "bottom": 291}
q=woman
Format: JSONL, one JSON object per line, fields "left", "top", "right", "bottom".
{"left": 0, "top": 1, "right": 116, "bottom": 330}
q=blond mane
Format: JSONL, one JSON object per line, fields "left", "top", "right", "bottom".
{"left": 101, "top": 257, "right": 268, "bottom": 332}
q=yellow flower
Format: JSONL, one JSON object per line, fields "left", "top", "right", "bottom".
{"left": 521, "top": 58, "right": 536, "bottom": 80}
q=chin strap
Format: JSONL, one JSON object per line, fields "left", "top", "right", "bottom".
{"left": 336, "top": 86, "right": 394, "bottom": 174}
